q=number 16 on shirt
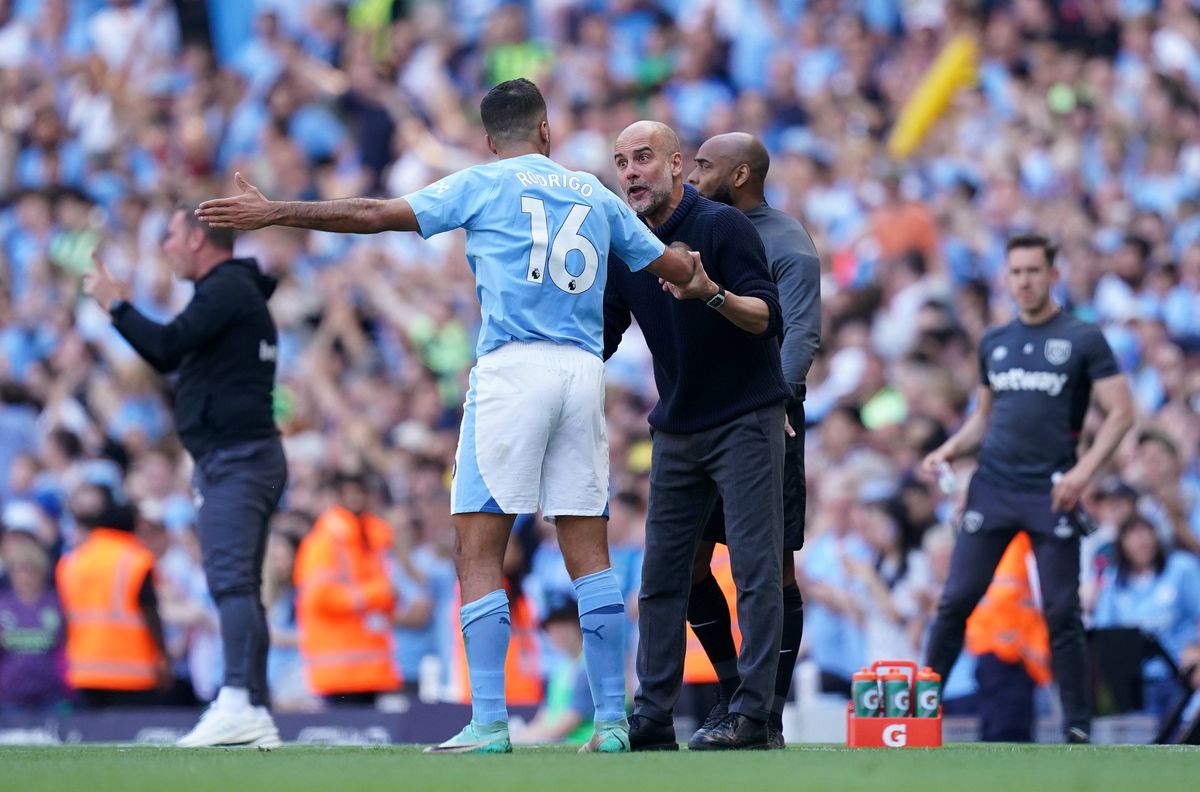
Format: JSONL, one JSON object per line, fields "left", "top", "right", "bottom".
{"left": 521, "top": 196, "right": 598, "bottom": 294}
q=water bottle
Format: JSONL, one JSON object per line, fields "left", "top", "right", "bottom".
{"left": 936, "top": 462, "right": 957, "bottom": 495}
{"left": 851, "top": 667, "right": 880, "bottom": 717}
{"left": 914, "top": 667, "right": 941, "bottom": 718}
{"left": 882, "top": 670, "right": 910, "bottom": 718}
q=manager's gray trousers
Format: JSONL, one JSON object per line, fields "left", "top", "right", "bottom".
{"left": 634, "top": 403, "right": 785, "bottom": 724}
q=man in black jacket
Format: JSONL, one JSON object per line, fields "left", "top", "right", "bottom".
{"left": 84, "top": 206, "right": 286, "bottom": 748}
{"left": 606, "top": 121, "right": 790, "bottom": 751}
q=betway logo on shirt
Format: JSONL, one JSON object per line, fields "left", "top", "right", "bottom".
{"left": 988, "top": 368, "right": 1069, "bottom": 396}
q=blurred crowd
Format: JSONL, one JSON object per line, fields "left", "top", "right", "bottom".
{"left": 1, "top": 0, "right": 1199, "bottom": 731}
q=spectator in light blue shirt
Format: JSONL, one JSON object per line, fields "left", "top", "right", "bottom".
{"left": 1093, "top": 516, "right": 1200, "bottom": 721}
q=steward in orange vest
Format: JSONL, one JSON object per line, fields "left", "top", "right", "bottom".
{"left": 295, "top": 474, "right": 399, "bottom": 701}
{"left": 965, "top": 532, "right": 1051, "bottom": 741}
{"left": 57, "top": 482, "right": 168, "bottom": 707}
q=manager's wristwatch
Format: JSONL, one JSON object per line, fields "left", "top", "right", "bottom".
{"left": 705, "top": 283, "right": 726, "bottom": 309}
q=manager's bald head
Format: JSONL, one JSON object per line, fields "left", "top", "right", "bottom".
{"left": 613, "top": 120, "right": 685, "bottom": 226}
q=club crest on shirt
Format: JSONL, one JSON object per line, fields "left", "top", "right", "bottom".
{"left": 992, "top": 346, "right": 1008, "bottom": 361}
{"left": 1045, "top": 339, "right": 1072, "bottom": 366}
{"left": 961, "top": 510, "right": 984, "bottom": 534}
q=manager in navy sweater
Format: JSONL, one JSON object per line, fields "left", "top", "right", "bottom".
{"left": 605, "top": 121, "right": 790, "bottom": 751}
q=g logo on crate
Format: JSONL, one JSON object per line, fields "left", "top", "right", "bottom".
{"left": 882, "top": 724, "right": 907, "bottom": 748}
{"left": 860, "top": 687, "right": 881, "bottom": 712}
{"left": 919, "top": 689, "right": 938, "bottom": 712}
{"left": 892, "top": 690, "right": 910, "bottom": 714}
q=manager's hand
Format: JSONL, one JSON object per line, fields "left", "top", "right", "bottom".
{"left": 659, "top": 249, "right": 715, "bottom": 301}
{"left": 82, "top": 251, "right": 127, "bottom": 312}
{"left": 196, "top": 172, "right": 275, "bottom": 230}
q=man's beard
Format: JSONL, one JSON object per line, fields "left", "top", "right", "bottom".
{"left": 707, "top": 181, "right": 735, "bottom": 207}
{"left": 627, "top": 181, "right": 672, "bottom": 218}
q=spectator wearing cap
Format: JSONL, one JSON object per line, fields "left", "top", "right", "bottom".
{"left": 1, "top": 500, "right": 59, "bottom": 570}
{"left": 0, "top": 520, "right": 67, "bottom": 714}
{"left": 295, "top": 470, "right": 399, "bottom": 707}
{"left": 55, "top": 481, "right": 169, "bottom": 708}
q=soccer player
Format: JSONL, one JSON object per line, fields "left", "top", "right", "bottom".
{"left": 196, "top": 79, "right": 701, "bottom": 754}
{"left": 685, "top": 133, "right": 820, "bottom": 748}
{"left": 920, "top": 234, "right": 1134, "bottom": 744}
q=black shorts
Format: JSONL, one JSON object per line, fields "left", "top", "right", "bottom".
{"left": 702, "top": 398, "right": 806, "bottom": 551}
{"left": 960, "top": 473, "right": 1084, "bottom": 539}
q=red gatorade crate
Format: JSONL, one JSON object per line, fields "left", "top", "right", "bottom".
{"left": 846, "top": 660, "right": 942, "bottom": 748}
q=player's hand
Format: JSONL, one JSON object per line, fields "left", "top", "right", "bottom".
{"left": 1051, "top": 465, "right": 1089, "bottom": 513}
{"left": 659, "top": 250, "right": 714, "bottom": 301}
{"left": 919, "top": 447, "right": 952, "bottom": 482}
{"left": 195, "top": 172, "right": 276, "bottom": 230}
{"left": 82, "top": 250, "right": 127, "bottom": 312}
{"left": 784, "top": 413, "right": 796, "bottom": 438}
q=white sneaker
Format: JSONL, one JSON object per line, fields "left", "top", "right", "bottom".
{"left": 177, "top": 702, "right": 279, "bottom": 748}
{"left": 250, "top": 709, "right": 283, "bottom": 750}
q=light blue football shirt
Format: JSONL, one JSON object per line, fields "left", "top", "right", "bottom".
{"left": 404, "top": 153, "right": 665, "bottom": 358}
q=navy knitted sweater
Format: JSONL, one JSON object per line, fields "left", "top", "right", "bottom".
{"left": 604, "top": 184, "right": 790, "bottom": 434}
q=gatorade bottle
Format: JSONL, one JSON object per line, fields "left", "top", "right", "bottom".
{"left": 851, "top": 668, "right": 880, "bottom": 717}
{"left": 882, "top": 670, "right": 910, "bottom": 718}
{"left": 915, "top": 667, "right": 941, "bottom": 718}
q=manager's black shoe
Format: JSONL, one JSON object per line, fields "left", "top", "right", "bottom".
{"left": 687, "top": 713, "right": 769, "bottom": 751}
{"left": 696, "top": 696, "right": 729, "bottom": 734}
{"left": 766, "top": 726, "right": 785, "bottom": 750}
{"left": 629, "top": 714, "right": 678, "bottom": 751}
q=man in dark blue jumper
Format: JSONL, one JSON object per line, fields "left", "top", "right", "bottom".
{"left": 605, "top": 120, "right": 790, "bottom": 751}
{"left": 685, "top": 132, "right": 822, "bottom": 749}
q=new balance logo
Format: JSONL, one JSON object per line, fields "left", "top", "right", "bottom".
{"left": 581, "top": 625, "right": 605, "bottom": 641}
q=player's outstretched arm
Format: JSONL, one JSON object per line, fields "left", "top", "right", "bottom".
{"left": 196, "top": 173, "right": 420, "bottom": 234}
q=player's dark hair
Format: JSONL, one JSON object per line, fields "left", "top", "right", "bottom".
{"left": 176, "top": 202, "right": 236, "bottom": 251}
{"left": 1005, "top": 233, "right": 1057, "bottom": 267}
{"left": 480, "top": 78, "right": 547, "bottom": 148}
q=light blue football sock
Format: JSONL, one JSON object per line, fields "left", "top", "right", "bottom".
{"left": 460, "top": 588, "right": 511, "bottom": 725}
{"left": 573, "top": 568, "right": 627, "bottom": 723}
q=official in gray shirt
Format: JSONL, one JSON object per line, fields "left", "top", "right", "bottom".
{"left": 683, "top": 132, "right": 821, "bottom": 749}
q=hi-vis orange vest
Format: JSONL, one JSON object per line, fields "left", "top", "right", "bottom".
{"left": 965, "top": 532, "right": 1052, "bottom": 685}
{"left": 56, "top": 528, "right": 160, "bottom": 691}
{"left": 684, "top": 545, "right": 742, "bottom": 684}
{"left": 295, "top": 506, "right": 399, "bottom": 695}
{"left": 449, "top": 586, "right": 543, "bottom": 706}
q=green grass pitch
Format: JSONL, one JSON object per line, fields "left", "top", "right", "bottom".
{"left": 2, "top": 744, "right": 1197, "bottom": 792}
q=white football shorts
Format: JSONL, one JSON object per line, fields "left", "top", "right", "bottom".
{"left": 451, "top": 341, "right": 609, "bottom": 518}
